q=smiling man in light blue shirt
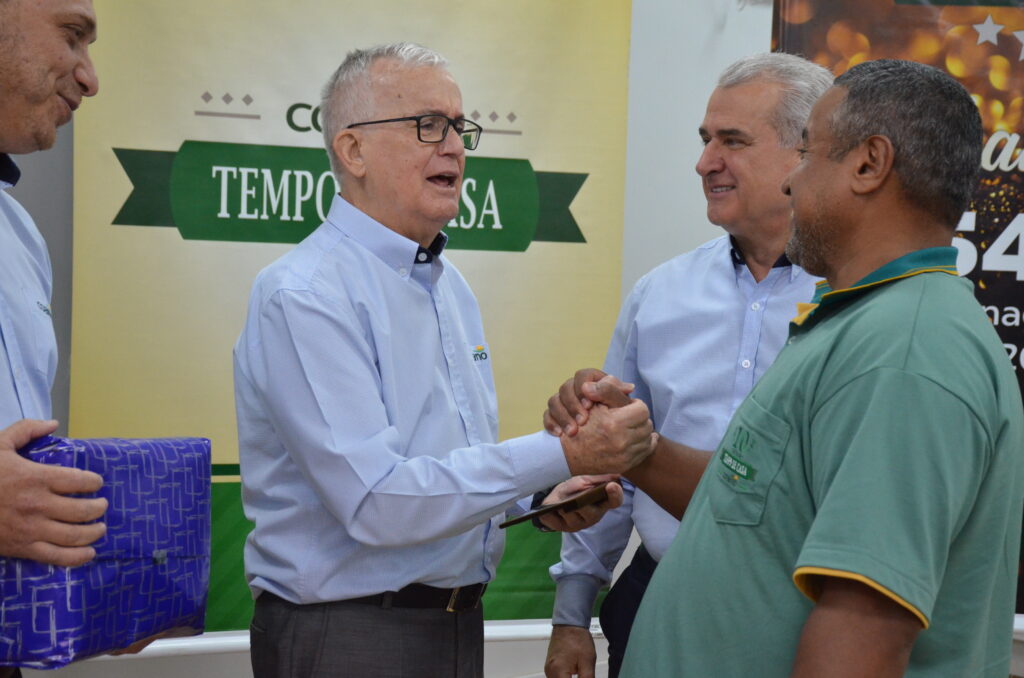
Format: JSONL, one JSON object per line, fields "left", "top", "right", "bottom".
{"left": 234, "top": 43, "right": 656, "bottom": 678}
{"left": 0, "top": 4, "right": 114, "bottom": 675}
{"left": 543, "top": 53, "right": 831, "bottom": 678}
{"left": 0, "top": 0, "right": 109, "bottom": 578}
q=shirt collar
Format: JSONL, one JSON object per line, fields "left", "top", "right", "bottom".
{"left": 414, "top": 233, "right": 447, "bottom": 264}
{"left": 325, "top": 194, "right": 446, "bottom": 276}
{"left": 729, "top": 235, "right": 792, "bottom": 269}
{"left": 0, "top": 154, "right": 21, "bottom": 189}
{"left": 791, "top": 247, "right": 959, "bottom": 327}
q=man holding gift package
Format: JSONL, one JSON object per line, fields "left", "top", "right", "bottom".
{"left": 0, "top": 0, "right": 104, "bottom": 571}
{"left": 234, "top": 43, "right": 657, "bottom": 678}
{"left": 0, "top": 0, "right": 94, "bottom": 672}
{"left": 0, "top": 1, "right": 175, "bottom": 673}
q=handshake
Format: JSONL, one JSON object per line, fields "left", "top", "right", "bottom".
{"left": 536, "top": 368, "right": 659, "bottom": 532}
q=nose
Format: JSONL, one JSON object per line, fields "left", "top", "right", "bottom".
{"left": 76, "top": 49, "right": 99, "bottom": 97}
{"left": 695, "top": 142, "right": 722, "bottom": 177}
{"left": 438, "top": 124, "right": 465, "bottom": 157}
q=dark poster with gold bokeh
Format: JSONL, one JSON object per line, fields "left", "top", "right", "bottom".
{"left": 773, "top": 0, "right": 1024, "bottom": 611}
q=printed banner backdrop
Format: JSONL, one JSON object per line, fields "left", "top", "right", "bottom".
{"left": 773, "top": 0, "right": 1024, "bottom": 610}
{"left": 72, "top": 0, "right": 631, "bottom": 630}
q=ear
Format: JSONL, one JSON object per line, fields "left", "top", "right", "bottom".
{"left": 849, "top": 134, "right": 894, "bottom": 196}
{"left": 332, "top": 130, "right": 366, "bottom": 179}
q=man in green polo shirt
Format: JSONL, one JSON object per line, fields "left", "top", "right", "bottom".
{"left": 550, "top": 59, "right": 1024, "bottom": 677}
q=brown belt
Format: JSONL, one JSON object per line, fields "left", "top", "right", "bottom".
{"left": 348, "top": 582, "right": 487, "bottom": 613}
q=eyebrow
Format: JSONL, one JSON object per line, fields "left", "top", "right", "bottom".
{"left": 421, "top": 110, "right": 466, "bottom": 119}
{"left": 717, "top": 128, "right": 752, "bottom": 139}
{"left": 699, "top": 126, "right": 753, "bottom": 140}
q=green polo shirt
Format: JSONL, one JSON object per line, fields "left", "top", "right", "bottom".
{"left": 621, "top": 247, "right": 1024, "bottom": 678}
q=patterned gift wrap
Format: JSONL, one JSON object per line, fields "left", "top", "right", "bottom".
{"left": 0, "top": 436, "right": 211, "bottom": 669}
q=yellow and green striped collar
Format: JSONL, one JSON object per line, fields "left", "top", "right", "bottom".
{"left": 792, "top": 247, "right": 958, "bottom": 327}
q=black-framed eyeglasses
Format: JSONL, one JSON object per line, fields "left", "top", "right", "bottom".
{"left": 346, "top": 114, "right": 483, "bottom": 150}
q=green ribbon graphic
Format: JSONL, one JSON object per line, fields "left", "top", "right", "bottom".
{"left": 113, "top": 141, "right": 587, "bottom": 251}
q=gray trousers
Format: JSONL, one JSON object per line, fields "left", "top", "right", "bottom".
{"left": 250, "top": 593, "right": 484, "bottom": 678}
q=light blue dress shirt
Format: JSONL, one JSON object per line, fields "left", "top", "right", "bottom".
{"left": 235, "top": 194, "right": 569, "bottom": 604}
{"left": 0, "top": 154, "right": 56, "bottom": 428}
{"left": 550, "top": 235, "right": 819, "bottom": 625}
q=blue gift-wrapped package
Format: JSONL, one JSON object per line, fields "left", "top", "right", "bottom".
{"left": 0, "top": 435, "right": 211, "bottom": 669}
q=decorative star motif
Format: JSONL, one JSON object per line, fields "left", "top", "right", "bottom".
{"left": 1015, "top": 30, "right": 1024, "bottom": 60}
{"left": 974, "top": 14, "right": 1004, "bottom": 46}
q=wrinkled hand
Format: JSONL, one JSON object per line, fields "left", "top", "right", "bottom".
{"left": 545, "top": 625, "right": 597, "bottom": 678}
{"left": 544, "top": 369, "right": 635, "bottom": 436}
{"left": 0, "top": 419, "right": 107, "bottom": 566}
{"left": 560, "top": 398, "right": 657, "bottom": 476}
{"left": 537, "top": 475, "right": 624, "bottom": 532}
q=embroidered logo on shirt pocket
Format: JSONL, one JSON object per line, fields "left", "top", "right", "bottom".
{"left": 708, "top": 396, "right": 791, "bottom": 526}
{"left": 471, "top": 343, "right": 489, "bottom": 363}
{"left": 468, "top": 342, "right": 498, "bottom": 431}
{"left": 22, "top": 288, "right": 56, "bottom": 378}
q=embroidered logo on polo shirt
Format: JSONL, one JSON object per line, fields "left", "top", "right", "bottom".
{"left": 472, "top": 344, "right": 489, "bottom": 362}
{"left": 720, "top": 426, "right": 758, "bottom": 483}
{"left": 36, "top": 301, "right": 52, "bottom": 318}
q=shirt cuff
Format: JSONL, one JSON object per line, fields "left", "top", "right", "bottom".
{"left": 552, "top": 574, "right": 604, "bottom": 626}
{"left": 506, "top": 430, "right": 571, "bottom": 496}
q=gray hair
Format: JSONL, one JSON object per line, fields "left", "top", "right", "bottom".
{"left": 830, "top": 59, "right": 982, "bottom": 228}
{"left": 718, "top": 53, "right": 834, "bottom": 148}
{"left": 320, "top": 42, "right": 449, "bottom": 181}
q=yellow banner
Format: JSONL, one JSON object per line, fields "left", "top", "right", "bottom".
{"left": 72, "top": 0, "right": 630, "bottom": 452}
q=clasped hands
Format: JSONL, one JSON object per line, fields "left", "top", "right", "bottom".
{"left": 537, "top": 369, "right": 657, "bottom": 531}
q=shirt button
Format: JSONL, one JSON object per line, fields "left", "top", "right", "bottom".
{"left": 751, "top": 302, "right": 761, "bottom": 311}
{"left": 741, "top": 359, "right": 751, "bottom": 369}
{"left": 417, "top": 252, "right": 428, "bottom": 262}
{"left": 399, "top": 267, "right": 408, "bottom": 276}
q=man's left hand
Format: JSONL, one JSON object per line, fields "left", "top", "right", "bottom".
{"left": 537, "top": 475, "right": 624, "bottom": 532}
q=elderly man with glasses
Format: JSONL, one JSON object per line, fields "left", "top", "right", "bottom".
{"left": 233, "top": 42, "right": 657, "bottom": 678}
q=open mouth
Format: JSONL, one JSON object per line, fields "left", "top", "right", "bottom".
{"left": 427, "top": 172, "right": 458, "bottom": 189}
{"left": 709, "top": 186, "right": 735, "bottom": 194}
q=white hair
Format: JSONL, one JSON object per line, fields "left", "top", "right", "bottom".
{"left": 718, "top": 53, "right": 833, "bottom": 148}
{"left": 320, "top": 42, "right": 449, "bottom": 182}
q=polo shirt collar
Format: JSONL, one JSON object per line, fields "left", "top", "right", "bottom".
{"left": 325, "top": 194, "right": 446, "bottom": 277}
{"left": 0, "top": 154, "right": 21, "bottom": 189}
{"left": 791, "top": 246, "right": 958, "bottom": 327}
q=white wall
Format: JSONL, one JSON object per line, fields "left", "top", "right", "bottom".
{"left": 622, "top": 0, "right": 774, "bottom": 298}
